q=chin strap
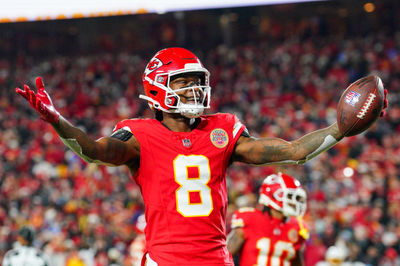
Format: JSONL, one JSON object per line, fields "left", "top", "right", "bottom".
{"left": 139, "top": 94, "right": 169, "bottom": 112}
{"left": 139, "top": 94, "right": 205, "bottom": 118}
{"left": 179, "top": 104, "right": 204, "bottom": 118}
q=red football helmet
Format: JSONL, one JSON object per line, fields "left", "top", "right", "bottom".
{"left": 259, "top": 172, "right": 307, "bottom": 217}
{"left": 140, "top": 47, "right": 211, "bottom": 118}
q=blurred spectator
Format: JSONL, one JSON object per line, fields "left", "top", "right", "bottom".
{"left": 315, "top": 245, "right": 365, "bottom": 266}
{"left": 2, "top": 226, "right": 50, "bottom": 266}
{"left": 107, "top": 248, "right": 122, "bottom": 266}
{"left": 379, "top": 248, "right": 400, "bottom": 266}
{"left": 64, "top": 239, "right": 85, "bottom": 266}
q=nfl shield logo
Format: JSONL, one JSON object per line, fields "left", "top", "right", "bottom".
{"left": 344, "top": 90, "right": 361, "bottom": 106}
{"left": 182, "top": 138, "right": 191, "bottom": 148}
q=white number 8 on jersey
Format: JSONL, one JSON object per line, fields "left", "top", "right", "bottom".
{"left": 174, "top": 155, "right": 213, "bottom": 217}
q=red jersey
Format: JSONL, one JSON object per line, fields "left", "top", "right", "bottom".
{"left": 231, "top": 208, "right": 307, "bottom": 266}
{"left": 113, "top": 113, "right": 246, "bottom": 265}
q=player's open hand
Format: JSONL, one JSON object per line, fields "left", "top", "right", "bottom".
{"left": 16, "top": 77, "right": 60, "bottom": 124}
{"left": 380, "top": 89, "right": 388, "bottom": 117}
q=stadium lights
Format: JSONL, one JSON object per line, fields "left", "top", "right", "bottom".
{"left": 0, "top": 0, "right": 329, "bottom": 23}
{"left": 363, "top": 2, "right": 375, "bottom": 13}
{"left": 343, "top": 167, "right": 355, "bottom": 178}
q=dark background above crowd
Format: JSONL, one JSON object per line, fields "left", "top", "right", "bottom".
{"left": 0, "top": 0, "right": 399, "bottom": 58}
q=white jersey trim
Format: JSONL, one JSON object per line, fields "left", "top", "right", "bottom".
{"left": 146, "top": 253, "right": 158, "bottom": 266}
{"left": 233, "top": 121, "right": 244, "bottom": 138}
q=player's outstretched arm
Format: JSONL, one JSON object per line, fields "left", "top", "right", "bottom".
{"left": 54, "top": 117, "right": 139, "bottom": 166}
{"left": 16, "top": 77, "right": 139, "bottom": 166}
{"left": 227, "top": 228, "right": 245, "bottom": 256}
{"left": 233, "top": 123, "right": 343, "bottom": 165}
{"left": 233, "top": 77, "right": 389, "bottom": 165}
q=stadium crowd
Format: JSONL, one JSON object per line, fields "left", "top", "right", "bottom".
{"left": 1, "top": 2, "right": 400, "bottom": 265}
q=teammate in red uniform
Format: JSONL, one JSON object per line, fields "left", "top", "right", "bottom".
{"left": 15, "top": 47, "right": 387, "bottom": 265}
{"left": 228, "top": 172, "right": 309, "bottom": 266}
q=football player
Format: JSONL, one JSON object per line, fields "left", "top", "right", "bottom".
{"left": 228, "top": 172, "right": 308, "bottom": 266}
{"left": 16, "top": 47, "right": 386, "bottom": 265}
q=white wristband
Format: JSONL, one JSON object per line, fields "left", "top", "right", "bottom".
{"left": 304, "top": 135, "right": 338, "bottom": 162}
{"left": 260, "top": 135, "right": 339, "bottom": 165}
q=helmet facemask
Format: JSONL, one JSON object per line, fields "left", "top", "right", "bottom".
{"left": 273, "top": 186, "right": 307, "bottom": 217}
{"left": 258, "top": 172, "right": 307, "bottom": 217}
{"left": 141, "top": 69, "right": 211, "bottom": 118}
{"left": 166, "top": 72, "right": 211, "bottom": 118}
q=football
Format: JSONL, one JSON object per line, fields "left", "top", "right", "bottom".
{"left": 337, "top": 75, "right": 385, "bottom": 136}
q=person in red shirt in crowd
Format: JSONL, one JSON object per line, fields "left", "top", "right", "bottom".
{"left": 16, "top": 47, "right": 386, "bottom": 265}
{"left": 228, "top": 172, "right": 308, "bottom": 266}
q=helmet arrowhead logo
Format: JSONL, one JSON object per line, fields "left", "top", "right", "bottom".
{"left": 144, "top": 58, "right": 163, "bottom": 76}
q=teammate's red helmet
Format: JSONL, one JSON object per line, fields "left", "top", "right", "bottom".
{"left": 259, "top": 172, "right": 307, "bottom": 217}
{"left": 140, "top": 47, "right": 211, "bottom": 118}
